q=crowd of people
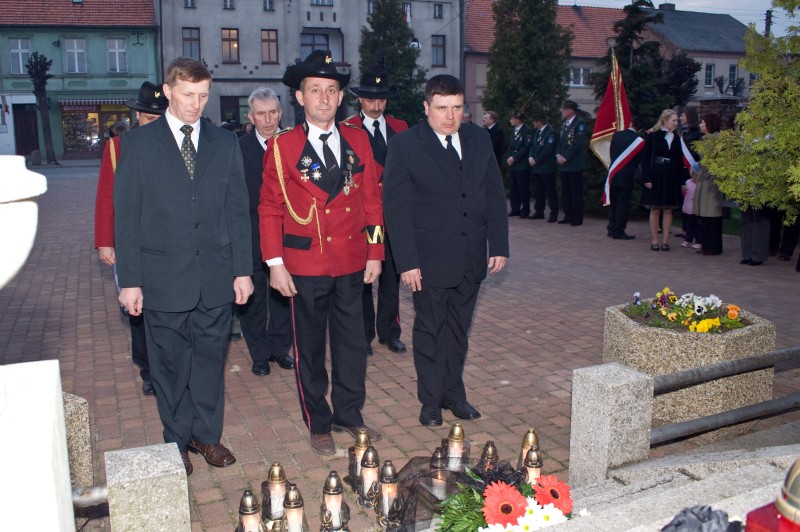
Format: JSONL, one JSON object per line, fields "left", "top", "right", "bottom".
{"left": 95, "top": 54, "right": 508, "bottom": 473}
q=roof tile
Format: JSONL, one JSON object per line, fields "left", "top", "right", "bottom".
{"left": 0, "top": 0, "right": 156, "bottom": 27}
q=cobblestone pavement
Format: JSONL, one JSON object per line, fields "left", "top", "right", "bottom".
{"left": 1, "top": 163, "right": 799, "bottom": 531}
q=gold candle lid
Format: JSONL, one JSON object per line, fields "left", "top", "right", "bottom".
{"left": 380, "top": 460, "right": 398, "bottom": 483}
{"left": 448, "top": 423, "right": 465, "bottom": 443}
{"left": 521, "top": 428, "right": 539, "bottom": 450}
{"left": 284, "top": 483, "right": 304, "bottom": 509}
{"left": 481, "top": 441, "right": 498, "bottom": 462}
{"left": 323, "top": 470, "right": 343, "bottom": 495}
{"left": 238, "top": 489, "right": 260, "bottom": 515}
{"left": 267, "top": 461, "right": 286, "bottom": 484}
{"left": 524, "top": 448, "right": 543, "bottom": 469}
{"left": 776, "top": 458, "right": 800, "bottom": 523}
{"left": 354, "top": 428, "right": 371, "bottom": 450}
{"left": 361, "top": 446, "right": 379, "bottom": 468}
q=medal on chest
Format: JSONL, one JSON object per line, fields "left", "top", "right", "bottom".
{"left": 342, "top": 150, "right": 359, "bottom": 195}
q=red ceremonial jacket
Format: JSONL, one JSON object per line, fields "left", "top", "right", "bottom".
{"left": 259, "top": 122, "right": 384, "bottom": 277}
{"left": 341, "top": 113, "right": 408, "bottom": 178}
{"left": 94, "top": 136, "right": 120, "bottom": 249}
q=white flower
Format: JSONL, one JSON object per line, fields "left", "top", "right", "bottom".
{"left": 516, "top": 512, "right": 544, "bottom": 531}
{"left": 478, "top": 524, "right": 511, "bottom": 532}
{"left": 534, "top": 503, "right": 568, "bottom": 528}
{"left": 578, "top": 507, "right": 590, "bottom": 517}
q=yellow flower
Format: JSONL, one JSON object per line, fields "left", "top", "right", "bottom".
{"left": 689, "top": 322, "right": 697, "bottom": 332}
{"left": 663, "top": 287, "right": 670, "bottom": 294}
{"left": 669, "top": 295, "right": 678, "bottom": 303}
{"left": 668, "top": 312, "right": 677, "bottom": 321}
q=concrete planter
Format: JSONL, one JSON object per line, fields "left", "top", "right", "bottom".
{"left": 602, "top": 303, "right": 775, "bottom": 443}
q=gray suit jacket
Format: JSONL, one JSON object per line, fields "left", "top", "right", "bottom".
{"left": 383, "top": 120, "right": 509, "bottom": 289}
{"left": 114, "top": 116, "right": 252, "bottom": 312}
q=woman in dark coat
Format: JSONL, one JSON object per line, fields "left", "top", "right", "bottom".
{"left": 641, "top": 109, "right": 689, "bottom": 251}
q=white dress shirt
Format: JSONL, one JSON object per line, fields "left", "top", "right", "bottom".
{"left": 432, "top": 129, "right": 462, "bottom": 159}
{"left": 164, "top": 109, "right": 200, "bottom": 152}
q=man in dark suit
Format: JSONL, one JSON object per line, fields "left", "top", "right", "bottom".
{"left": 383, "top": 75, "right": 509, "bottom": 427}
{"left": 114, "top": 58, "right": 253, "bottom": 476}
{"left": 238, "top": 87, "right": 294, "bottom": 376}
{"left": 527, "top": 111, "right": 559, "bottom": 222}
{"left": 607, "top": 116, "right": 644, "bottom": 240}
{"left": 482, "top": 110, "right": 504, "bottom": 167}
{"left": 259, "top": 50, "right": 385, "bottom": 455}
{"left": 343, "top": 67, "right": 408, "bottom": 356}
{"left": 556, "top": 100, "right": 587, "bottom": 226}
{"left": 506, "top": 111, "right": 534, "bottom": 218}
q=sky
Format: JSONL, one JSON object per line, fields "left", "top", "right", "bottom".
{"left": 558, "top": 1, "right": 794, "bottom": 36}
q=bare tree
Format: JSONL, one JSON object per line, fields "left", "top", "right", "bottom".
{"left": 26, "top": 52, "right": 58, "bottom": 165}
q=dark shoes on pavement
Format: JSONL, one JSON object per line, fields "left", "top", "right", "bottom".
{"left": 441, "top": 400, "right": 482, "bottom": 420}
{"left": 419, "top": 405, "right": 443, "bottom": 426}
{"left": 188, "top": 440, "right": 237, "bottom": 467}
{"left": 528, "top": 212, "right": 545, "bottom": 220}
{"left": 332, "top": 423, "right": 383, "bottom": 442}
{"left": 270, "top": 354, "right": 295, "bottom": 370}
{"left": 180, "top": 451, "right": 193, "bottom": 476}
{"left": 141, "top": 380, "right": 155, "bottom": 395}
{"left": 252, "top": 360, "right": 271, "bottom": 376}
{"left": 379, "top": 338, "right": 407, "bottom": 353}
{"left": 612, "top": 233, "right": 635, "bottom": 240}
{"left": 310, "top": 432, "right": 337, "bottom": 455}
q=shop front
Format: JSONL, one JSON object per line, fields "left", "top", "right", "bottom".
{"left": 59, "top": 99, "right": 132, "bottom": 159}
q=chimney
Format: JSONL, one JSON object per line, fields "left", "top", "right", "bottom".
{"left": 659, "top": 3, "right": 676, "bottom": 9}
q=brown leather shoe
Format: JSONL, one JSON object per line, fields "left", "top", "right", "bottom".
{"left": 180, "top": 450, "right": 193, "bottom": 476}
{"left": 309, "top": 432, "right": 337, "bottom": 455}
{"left": 188, "top": 440, "right": 236, "bottom": 467}
{"left": 331, "top": 423, "right": 382, "bottom": 442}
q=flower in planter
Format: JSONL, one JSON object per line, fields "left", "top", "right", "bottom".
{"left": 626, "top": 289, "right": 744, "bottom": 333}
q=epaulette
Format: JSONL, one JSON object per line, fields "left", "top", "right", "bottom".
{"left": 341, "top": 121, "right": 362, "bottom": 130}
{"left": 272, "top": 126, "right": 293, "bottom": 138}
{"left": 342, "top": 114, "right": 359, "bottom": 124}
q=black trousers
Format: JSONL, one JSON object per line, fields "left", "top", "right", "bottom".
{"left": 291, "top": 271, "right": 367, "bottom": 434}
{"left": 129, "top": 314, "right": 149, "bottom": 383}
{"left": 741, "top": 208, "right": 770, "bottom": 262}
{"left": 508, "top": 168, "right": 531, "bottom": 215}
{"left": 412, "top": 256, "right": 480, "bottom": 407}
{"left": 606, "top": 185, "right": 633, "bottom": 237}
{"left": 532, "top": 172, "right": 558, "bottom": 218}
{"left": 363, "top": 235, "right": 401, "bottom": 343}
{"left": 239, "top": 260, "right": 292, "bottom": 363}
{"left": 700, "top": 216, "right": 723, "bottom": 255}
{"left": 144, "top": 299, "right": 231, "bottom": 451}
{"left": 560, "top": 170, "right": 584, "bottom": 223}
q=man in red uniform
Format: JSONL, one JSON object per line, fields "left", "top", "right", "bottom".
{"left": 94, "top": 81, "right": 168, "bottom": 396}
{"left": 259, "top": 50, "right": 385, "bottom": 455}
{"left": 344, "top": 67, "right": 408, "bottom": 356}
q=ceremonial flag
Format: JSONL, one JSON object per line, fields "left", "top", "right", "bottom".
{"left": 679, "top": 136, "right": 697, "bottom": 171}
{"left": 602, "top": 135, "right": 644, "bottom": 206}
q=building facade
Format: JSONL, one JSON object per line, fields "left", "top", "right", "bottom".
{"left": 0, "top": 0, "right": 159, "bottom": 158}
{"left": 157, "top": 0, "right": 462, "bottom": 126}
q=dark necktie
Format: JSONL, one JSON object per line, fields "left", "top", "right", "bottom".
{"left": 445, "top": 134, "right": 461, "bottom": 162}
{"left": 319, "top": 132, "right": 338, "bottom": 171}
{"left": 372, "top": 119, "right": 387, "bottom": 152}
{"left": 180, "top": 124, "right": 196, "bottom": 179}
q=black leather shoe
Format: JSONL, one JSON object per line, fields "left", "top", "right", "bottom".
{"left": 557, "top": 218, "right": 571, "bottom": 224}
{"left": 749, "top": 260, "right": 763, "bottom": 266}
{"left": 419, "top": 405, "right": 443, "bottom": 426}
{"left": 252, "top": 360, "right": 271, "bottom": 376}
{"left": 570, "top": 221, "right": 583, "bottom": 226}
{"left": 141, "top": 380, "right": 155, "bottom": 395}
{"left": 508, "top": 211, "right": 521, "bottom": 217}
{"left": 366, "top": 343, "right": 373, "bottom": 356}
{"left": 270, "top": 354, "right": 294, "bottom": 370}
{"left": 528, "top": 212, "right": 545, "bottom": 220}
{"left": 740, "top": 258, "right": 752, "bottom": 265}
{"left": 547, "top": 217, "right": 558, "bottom": 223}
{"left": 441, "top": 400, "right": 481, "bottom": 420}
{"left": 612, "top": 233, "right": 636, "bottom": 240}
{"left": 379, "top": 338, "right": 407, "bottom": 353}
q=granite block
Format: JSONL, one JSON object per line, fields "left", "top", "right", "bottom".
{"left": 63, "top": 392, "right": 92, "bottom": 530}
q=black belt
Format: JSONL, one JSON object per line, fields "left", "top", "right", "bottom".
{"left": 654, "top": 156, "right": 671, "bottom": 164}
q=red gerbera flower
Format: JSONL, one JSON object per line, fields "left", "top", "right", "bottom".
{"left": 482, "top": 481, "right": 527, "bottom": 526}
{"left": 534, "top": 475, "right": 573, "bottom": 515}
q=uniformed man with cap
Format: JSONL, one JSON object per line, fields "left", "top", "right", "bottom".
{"left": 343, "top": 67, "right": 408, "bottom": 357}
{"left": 556, "top": 100, "right": 587, "bottom": 226}
{"left": 259, "top": 50, "right": 385, "bottom": 455}
{"left": 505, "top": 111, "right": 533, "bottom": 218}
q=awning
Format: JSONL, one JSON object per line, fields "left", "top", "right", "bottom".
{"left": 58, "top": 98, "right": 128, "bottom": 105}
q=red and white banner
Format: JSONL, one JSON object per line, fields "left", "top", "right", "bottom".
{"left": 602, "top": 136, "right": 644, "bottom": 206}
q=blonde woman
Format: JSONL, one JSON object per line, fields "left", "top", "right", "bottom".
{"left": 641, "top": 110, "right": 690, "bottom": 251}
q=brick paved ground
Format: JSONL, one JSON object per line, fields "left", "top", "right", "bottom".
{"left": 1, "top": 162, "right": 799, "bottom": 531}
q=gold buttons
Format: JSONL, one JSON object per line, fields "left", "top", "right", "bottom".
{"left": 345, "top": 207, "right": 351, "bottom": 213}
{"left": 325, "top": 208, "right": 331, "bottom": 214}
{"left": 326, "top": 236, "right": 332, "bottom": 242}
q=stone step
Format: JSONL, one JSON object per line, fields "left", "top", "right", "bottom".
{"left": 559, "top": 462, "right": 786, "bottom": 531}
{"left": 571, "top": 473, "right": 692, "bottom": 514}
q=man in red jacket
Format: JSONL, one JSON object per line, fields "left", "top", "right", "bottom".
{"left": 94, "top": 81, "right": 167, "bottom": 396}
{"left": 344, "top": 67, "right": 408, "bottom": 357}
{"left": 259, "top": 50, "right": 385, "bottom": 455}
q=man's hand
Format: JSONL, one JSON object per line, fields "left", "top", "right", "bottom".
{"left": 119, "top": 287, "right": 143, "bottom": 316}
{"left": 233, "top": 276, "right": 254, "bottom": 305}
{"left": 488, "top": 256, "right": 507, "bottom": 274}
{"left": 269, "top": 264, "right": 297, "bottom": 297}
{"left": 401, "top": 268, "right": 423, "bottom": 292}
{"left": 98, "top": 247, "right": 116, "bottom": 266}
{"left": 528, "top": 157, "right": 535, "bottom": 167}
{"left": 644, "top": 182, "right": 653, "bottom": 189}
{"left": 556, "top": 154, "right": 566, "bottom": 165}
{"left": 364, "top": 260, "right": 382, "bottom": 284}
{"left": 506, "top": 156, "right": 514, "bottom": 166}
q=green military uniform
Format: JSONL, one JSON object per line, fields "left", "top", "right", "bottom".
{"left": 506, "top": 121, "right": 533, "bottom": 217}
{"left": 528, "top": 123, "right": 558, "bottom": 220}
{"left": 556, "top": 108, "right": 587, "bottom": 225}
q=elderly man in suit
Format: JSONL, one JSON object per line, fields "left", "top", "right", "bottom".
{"left": 95, "top": 81, "right": 168, "bottom": 396}
{"left": 383, "top": 74, "right": 509, "bottom": 427}
{"left": 238, "top": 87, "right": 294, "bottom": 376}
{"left": 343, "top": 67, "right": 408, "bottom": 356}
{"left": 482, "top": 110, "right": 504, "bottom": 167}
{"left": 114, "top": 57, "right": 253, "bottom": 476}
{"left": 259, "top": 50, "right": 385, "bottom": 455}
